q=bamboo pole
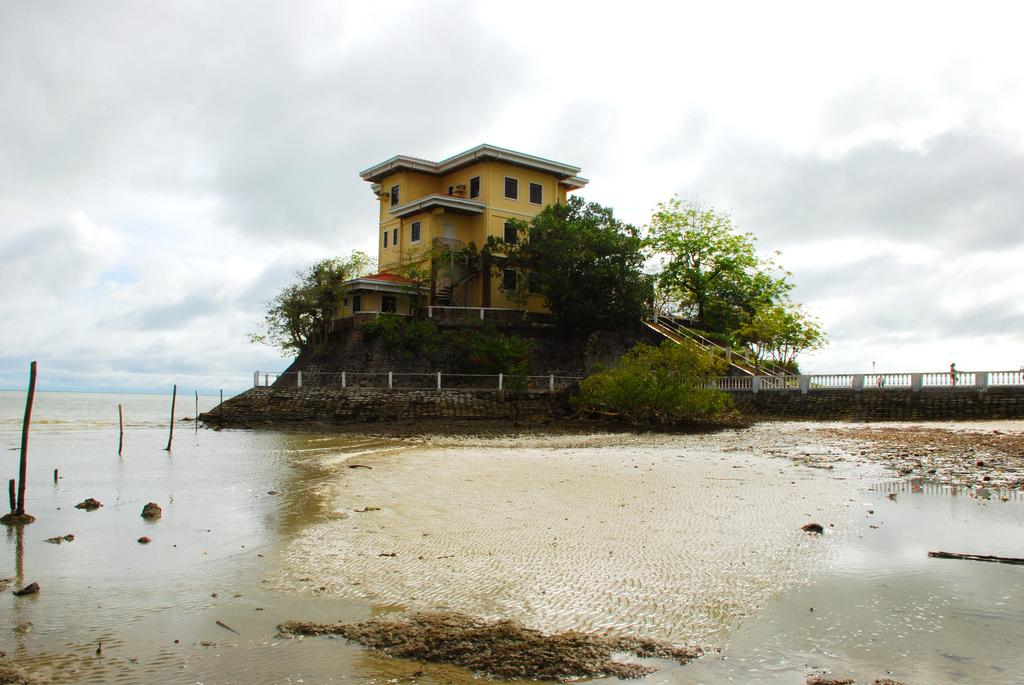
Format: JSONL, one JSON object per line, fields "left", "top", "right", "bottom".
{"left": 118, "top": 404, "right": 124, "bottom": 455}
{"left": 15, "top": 361, "right": 36, "bottom": 515}
{"left": 7, "top": 479, "right": 14, "bottom": 513}
{"left": 164, "top": 384, "right": 176, "bottom": 451}
{"left": 195, "top": 390, "right": 199, "bottom": 432}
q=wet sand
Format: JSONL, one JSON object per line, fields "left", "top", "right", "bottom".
{"left": 5, "top": 392, "right": 1024, "bottom": 684}
{"left": 271, "top": 429, "right": 860, "bottom": 645}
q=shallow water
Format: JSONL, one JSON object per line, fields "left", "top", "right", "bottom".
{"left": 2, "top": 391, "right": 1023, "bottom": 684}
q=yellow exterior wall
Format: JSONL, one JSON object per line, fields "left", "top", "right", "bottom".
{"left": 338, "top": 291, "right": 415, "bottom": 317}
{"left": 368, "top": 156, "right": 580, "bottom": 314}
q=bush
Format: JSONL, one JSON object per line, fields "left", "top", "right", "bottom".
{"left": 362, "top": 315, "right": 442, "bottom": 358}
{"left": 446, "top": 325, "right": 533, "bottom": 388}
{"left": 576, "top": 341, "right": 732, "bottom": 426}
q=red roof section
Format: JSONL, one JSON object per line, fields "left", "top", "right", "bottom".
{"left": 359, "top": 272, "right": 418, "bottom": 285}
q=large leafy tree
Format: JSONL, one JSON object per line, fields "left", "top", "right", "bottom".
{"left": 647, "top": 198, "right": 791, "bottom": 335}
{"left": 736, "top": 302, "right": 826, "bottom": 370}
{"left": 252, "top": 251, "right": 375, "bottom": 355}
{"left": 488, "top": 196, "right": 652, "bottom": 334}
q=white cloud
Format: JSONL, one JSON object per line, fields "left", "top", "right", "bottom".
{"left": 1, "top": 0, "right": 1023, "bottom": 390}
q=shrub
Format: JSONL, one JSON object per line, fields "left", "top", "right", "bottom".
{"left": 362, "top": 315, "right": 442, "bottom": 358}
{"left": 445, "top": 325, "right": 533, "bottom": 388}
{"left": 576, "top": 341, "right": 732, "bottom": 426}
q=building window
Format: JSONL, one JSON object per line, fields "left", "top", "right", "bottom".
{"left": 381, "top": 295, "right": 397, "bottom": 313}
{"left": 383, "top": 230, "right": 388, "bottom": 248}
{"left": 390, "top": 185, "right": 399, "bottom": 207}
{"left": 503, "top": 221, "right": 517, "bottom": 244}
{"left": 352, "top": 295, "right": 362, "bottom": 313}
{"left": 470, "top": 176, "right": 480, "bottom": 198}
{"left": 393, "top": 227, "right": 398, "bottom": 246}
{"left": 447, "top": 185, "right": 454, "bottom": 195}
{"left": 504, "top": 177, "right": 518, "bottom": 200}
{"left": 529, "top": 182, "right": 543, "bottom": 205}
{"left": 501, "top": 269, "right": 517, "bottom": 291}
{"left": 411, "top": 221, "right": 421, "bottom": 243}
{"left": 528, "top": 271, "right": 541, "bottom": 294}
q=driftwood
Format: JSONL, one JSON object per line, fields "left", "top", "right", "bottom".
{"left": 928, "top": 551, "right": 1024, "bottom": 565}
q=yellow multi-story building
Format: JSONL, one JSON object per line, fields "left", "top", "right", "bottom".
{"left": 339, "top": 144, "right": 587, "bottom": 318}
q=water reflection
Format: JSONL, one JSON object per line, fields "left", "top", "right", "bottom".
{"left": 682, "top": 478, "right": 1024, "bottom": 684}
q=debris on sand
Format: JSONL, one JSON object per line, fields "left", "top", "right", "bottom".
{"left": 137, "top": 536, "right": 151, "bottom": 544}
{"left": 801, "top": 523, "right": 825, "bottom": 534}
{"left": 0, "top": 654, "right": 34, "bottom": 684}
{"left": 354, "top": 507, "right": 380, "bottom": 513}
{"left": 805, "top": 676, "right": 854, "bottom": 685}
{"left": 75, "top": 498, "right": 103, "bottom": 511}
{"left": 141, "top": 502, "right": 162, "bottom": 519}
{"left": 216, "top": 620, "right": 240, "bottom": 635}
{"left": 347, "top": 464, "right": 372, "bottom": 469}
{"left": 44, "top": 534, "right": 75, "bottom": 544}
{"left": 816, "top": 426, "right": 1024, "bottom": 489}
{"left": 278, "top": 611, "right": 702, "bottom": 681}
{"left": 12, "top": 582, "right": 40, "bottom": 597}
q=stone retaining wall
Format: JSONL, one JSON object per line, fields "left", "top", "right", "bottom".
{"left": 201, "top": 386, "right": 565, "bottom": 427}
{"left": 728, "top": 386, "right": 1024, "bottom": 421}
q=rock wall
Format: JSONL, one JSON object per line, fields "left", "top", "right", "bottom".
{"left": 285, "top": 318, "right": 658, "bottom": 378}
{"left": 201, "top": 386, "right": 567, "bottom": 427}
{"left": 727, "top": 387, "right": 1024, "bottom": 421}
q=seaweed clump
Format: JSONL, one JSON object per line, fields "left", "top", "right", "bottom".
{"left": 279, "top": 611, "right": 701, "bottom": 681}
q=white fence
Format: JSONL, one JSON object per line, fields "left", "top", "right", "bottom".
{"left": 706, "top": 369, "right": 1024, "bottom": 394}
{"left": 252, "top": 370, "right": 581, "bottom": 392}
{"left": 251, "top": 368, "right": 1024, "bottom": 394}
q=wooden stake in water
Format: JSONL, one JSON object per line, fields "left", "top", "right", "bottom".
{"left": 164, "top": 384, "right": 176, "bottom": 451}
{"left": 195, "top": 390, "right": 199, "bottom": 433}
{"left": 16, "top": 361, "right": 37, "bottom": 516}
{"left": 118, "top": 404, "right": 124, "bottom": 455}
{"left": 7, "top": 479, "right": 14, "bottom": 513}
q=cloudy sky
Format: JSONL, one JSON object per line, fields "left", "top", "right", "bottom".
{"left": 2, "top": 1, "right": 1022, "bottom": 393}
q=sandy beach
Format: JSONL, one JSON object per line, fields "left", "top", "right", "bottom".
{"left": 271, "top": 428, "right": 863, "bottom": 645}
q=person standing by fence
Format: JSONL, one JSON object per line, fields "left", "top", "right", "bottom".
{"left": 950, "top": 362, "right": 957, "bottom": 386}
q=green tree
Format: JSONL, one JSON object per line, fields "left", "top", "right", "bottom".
{"left": 251, "top": 251, "right": 375, "bottom": 355}
{"left": 487, "top": 196, "right": 652, "bottom": 334}
{"left": 576, "top": 340, "right": 732, "bottom": 426}
{"left": 737, "top": 302, "right": 826, "bottom": 370}
{"left": 647, "top": 198, "right": 791, "bottom": 335}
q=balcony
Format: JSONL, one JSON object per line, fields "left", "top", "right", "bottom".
{"left": 388, "top": 194, "right": 485, "bottom": 219}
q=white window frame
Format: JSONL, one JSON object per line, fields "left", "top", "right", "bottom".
{"left": 504, "top": 176, "right": 519, "bottom": 201}
{"left": 390, "top": 184, "right": 399, "bottom": 207}
{"left": 469, "top": 176, "right": 481, "bottom": 199}
{"left": 529, "top": 182, "right": 543, "bottom": 205}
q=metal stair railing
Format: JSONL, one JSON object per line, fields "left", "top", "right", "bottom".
{"left": 646, "top": 314, "right": 790, "bottom": 377}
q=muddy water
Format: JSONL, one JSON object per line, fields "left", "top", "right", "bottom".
{"left": 2, "top": 392, "right": 1023, "bottom": 684}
